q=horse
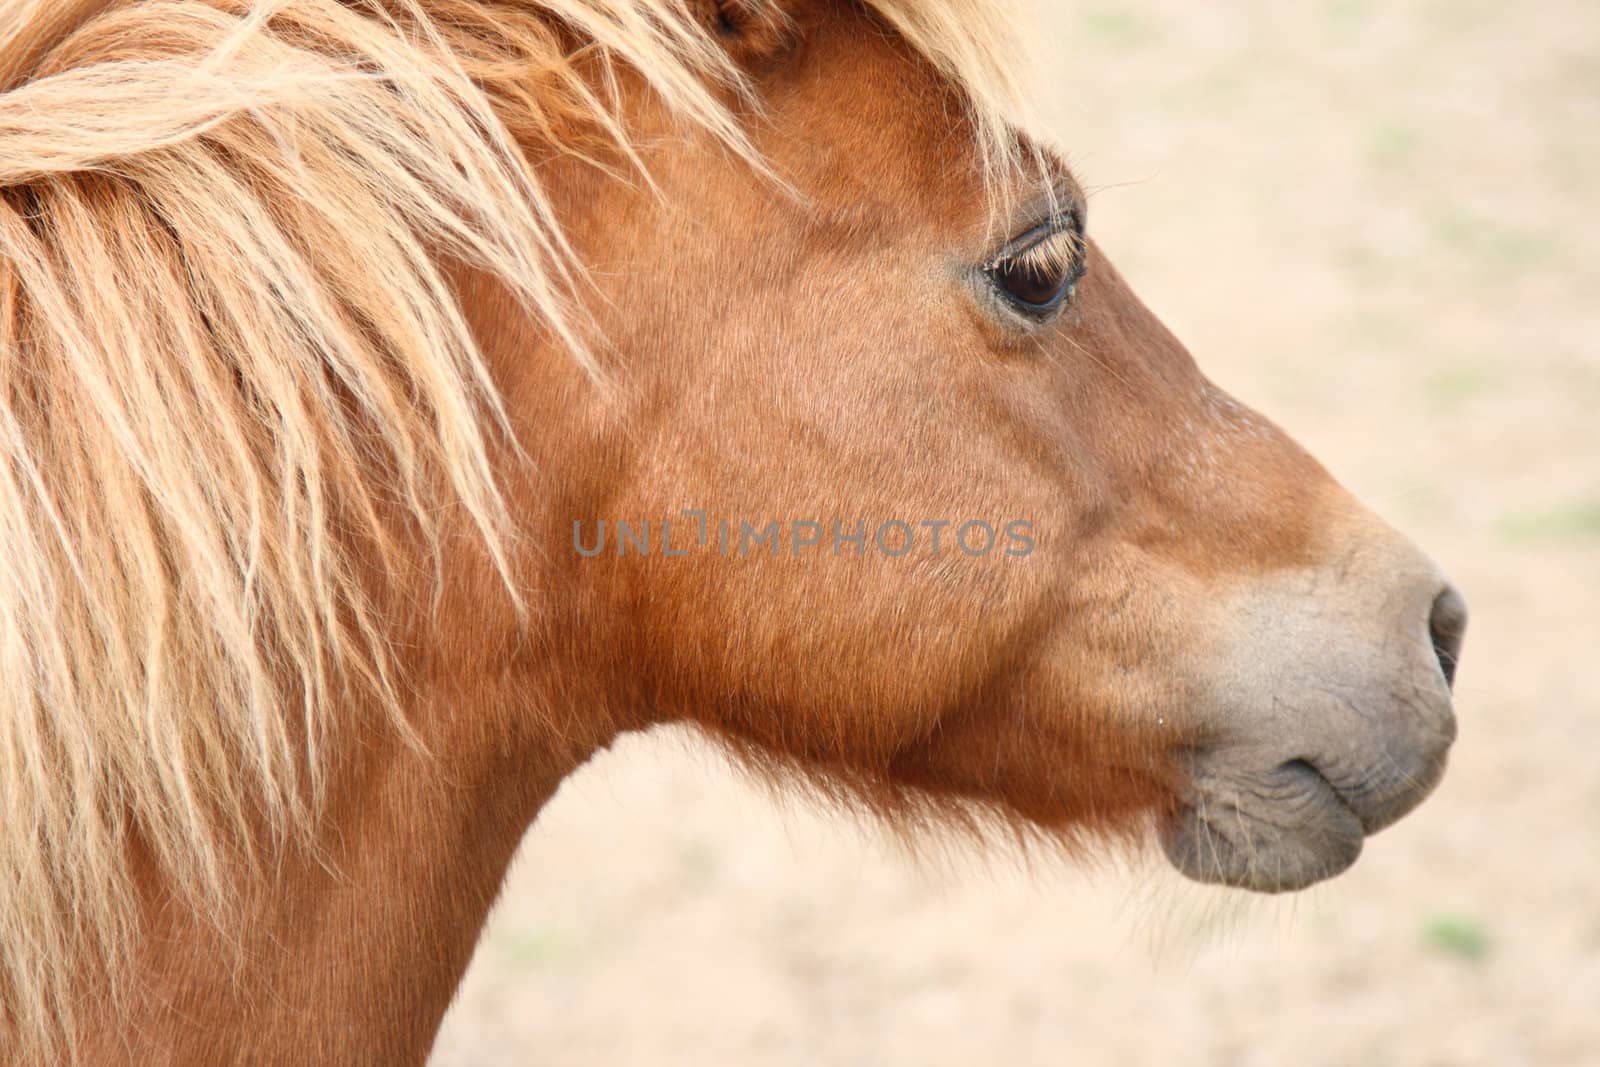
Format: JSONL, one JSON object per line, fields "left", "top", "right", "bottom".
{"left": 0, "top": 0, "right": 1466, "bottom": 1062}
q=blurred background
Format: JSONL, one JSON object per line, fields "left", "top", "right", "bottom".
{"left": 434, "top": 2, "right": 1599, "bottom": 1063}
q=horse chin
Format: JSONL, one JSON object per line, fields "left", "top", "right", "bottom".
{"left": 1156, "top": 758, "right": 1371, "bottom": 893}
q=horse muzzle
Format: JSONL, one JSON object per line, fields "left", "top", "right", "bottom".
{"left": 1159, "top": 539, "right": 1465, "bottom": 893}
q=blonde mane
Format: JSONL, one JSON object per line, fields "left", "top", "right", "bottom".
{"left": 0, "top": 0, "right": 1029, "bottom": 1055}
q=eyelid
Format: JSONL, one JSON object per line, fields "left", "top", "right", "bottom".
{"left": 985, "top": 211, "right": 1086, "bottom": 275}
{"left": 990, "top": 227, "right": 1085, "bottom": 281}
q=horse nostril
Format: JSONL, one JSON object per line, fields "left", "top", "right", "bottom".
{"left": 1428, "top": 585, "right": 1468, "bottom": 689}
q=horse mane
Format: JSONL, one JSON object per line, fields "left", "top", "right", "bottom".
{"left": 0, "top": 0, "right": 1028, "bottom": 1054}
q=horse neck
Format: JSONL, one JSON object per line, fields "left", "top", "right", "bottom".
{"left": 69, "top": 265, "right": 619, "bottom": 1065}
{"left": 75, "top": 662, "right": 593, "bottom": 1065}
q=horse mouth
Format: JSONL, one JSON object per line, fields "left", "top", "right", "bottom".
{"left": 1156, "top": 749, "right": 1451, "bottom": 893}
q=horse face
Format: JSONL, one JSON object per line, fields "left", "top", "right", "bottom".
{"left": 521, "top": 1, "right": 1462, "bottom": 891}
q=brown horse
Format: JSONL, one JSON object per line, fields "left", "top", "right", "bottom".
{"left": 0, "top": 0, "right": 1464, "bottom": 1062}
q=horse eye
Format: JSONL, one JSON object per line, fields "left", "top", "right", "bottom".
{"left": 990, "top": 257, "right": 1072, "bottom": 310}
{"left": 984, "top": 216, "right": 1086, "bottom": 317}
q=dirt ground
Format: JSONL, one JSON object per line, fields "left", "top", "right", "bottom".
{"left": 433, "top": 3, "right": 1600, "bottom": 1064}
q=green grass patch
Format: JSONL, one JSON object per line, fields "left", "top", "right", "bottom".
{"left": 494, "top": 928, "right": 580, "bottom": 971}
{"left": 1422, "top": 912, "right": 1491, "bottom": 962}
{"left": 1369, "top": 120, "right": 1421, "bottom": 171}
{"left": 1423, "top": 365, "right": 1491, "bottom": 409}
{"left": 1078, "top": 7, "right": 1158, "bottom": 50}
{"left": 1496, "top": 497, "right": 1600, "bottom": 546}
{"left": 1326, "top": 0, "right": 1375, "bottom": 34}
{"left": 1431, "top": 209, "right": 1561, "bottom": 270}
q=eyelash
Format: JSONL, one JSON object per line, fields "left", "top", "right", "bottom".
{"left": 998, "top": 229, "right": 1081, "bottom": 276}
